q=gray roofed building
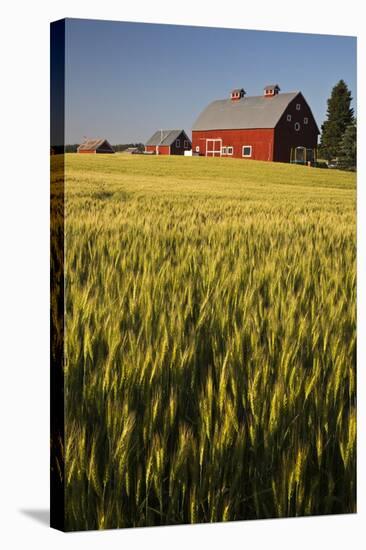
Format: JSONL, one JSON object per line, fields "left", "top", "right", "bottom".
{"left": 145, "top": 129, "right": 187, "bottom": 146}
{"left": 192, "top": 92, "right": 299, "bottom": 131}
{"left": 77, "top": 138, "right": 115, "bottom": 153}
{"left": 123, "top": 147, "right": 140, "bottom": 154}
{"left": 145, "top": 129, "right": 192, "bottom": 156}
{"left": 191, "top": 85, "right": 319, "bottom": 163}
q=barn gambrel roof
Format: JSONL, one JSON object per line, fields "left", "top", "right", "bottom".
{"left": 145, "top": 129, "right": 191, "bottom": 146}
{"left": 192, "top": 92, "right": 319, "bottom": 132}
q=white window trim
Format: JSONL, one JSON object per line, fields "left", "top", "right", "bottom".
{"left": 287, "top": 114, "right": 292, "bottom": 122}
{"left": 242, "top": 145, "right": 252, "bottom": 157}
{"left": 304, "top": 117, "right": 308, "bottom": 124}
{"left": 176, "top": 139, "right": 181, "bottom": 147}
{"left": 222, "top": 146, "right": 233, "bottom": 155}
{"left": 294, "top": 122, "right": 301, "bottom": 131}
{"left": 296, "top": 103, "right": 301, "bottom": 110}
{"left": 195, "top": 145, "right": 200, "bottom": 153}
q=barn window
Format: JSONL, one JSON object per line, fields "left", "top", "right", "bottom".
{"left": 242, "top": 145, "right": 252, "bottom": 157}
{"left": 184, "top": 140, "right": 189, "bottom": 148}
{"left": 296, "top": 103, "right": 301, "bottom": 110}
{"left": 304, "top": 117, "right": 308, "bottom": 124}
{"left": 227, "top": 146, "right": 233, "bottom": 155}
{"left": 222, "top": 146, "right": 227, "bottom": 155}
{"left": 176, "top": 139, "right": 181, "bottom": 147}
{"left": 287, "top": 114, "right": 292, "bottom": 122}
{"left": 294, "top": 122, "right": 301, "bottom": 131}
{"left": 195, "top": 145, "right": 200, "bottom": 153}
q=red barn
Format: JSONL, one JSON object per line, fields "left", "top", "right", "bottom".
{"left": 145, "top": 130, "right": 192, "bottom": 155}
{"left": 77, "top": 138, "right": 115, "bottom": 154}
{"left": 192, "top": 85, "right": 319, "bottom": 163}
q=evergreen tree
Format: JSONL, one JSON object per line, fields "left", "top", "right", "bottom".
{"left": 338, "top": 122, "right": 357, "bottom": 170}
{"left": 319, "top": 80, "right": 354, "bottom": 161}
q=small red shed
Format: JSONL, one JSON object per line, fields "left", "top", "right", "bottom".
{"left": 77, "top": 138, "right": 115, "bottom": 154}
{"left": 192, "top": 85, "right": 319, "bottom": 163}
{"left": 145, "top": 130, "right": 192, "bottom": 155}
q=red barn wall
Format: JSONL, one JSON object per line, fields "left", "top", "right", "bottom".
{"left": 192, "top": 129, "right": 275, "bottom": 161}
{"left": 145, "top": 145, "right": 171, "bottom": 155}
{"left": 158, "top": 146, "right": 170, "bottom": 155}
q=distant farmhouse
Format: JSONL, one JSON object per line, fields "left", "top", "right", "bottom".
{"left": 145, "top": 130, "right": 192, "bottom": 155}
{"left": 192, "top": 85, "right": 319, "bottom": 163}
{"left": 123, "top": 147, "right": 140, "bottom": 154}
{"left": 77, "top": 138, "right": 115, "bottom": 154}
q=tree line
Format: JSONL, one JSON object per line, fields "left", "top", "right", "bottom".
{"left": 319, "top": 80, "right": 356, "bottom": 171}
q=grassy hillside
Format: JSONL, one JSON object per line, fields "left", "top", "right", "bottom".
{"left": 59, "top": 154, "right": 356, "bottom": 530}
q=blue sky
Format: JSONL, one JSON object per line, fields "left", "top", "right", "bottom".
{"left": 64, "top": 18, "right": 356, "bottom": 144}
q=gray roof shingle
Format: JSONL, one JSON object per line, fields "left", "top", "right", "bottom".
{"left": 192, "top": 92, "right": 299, "bottom": 131}
{"left": 145, "top": 130, "right": 189, "bottom": 146}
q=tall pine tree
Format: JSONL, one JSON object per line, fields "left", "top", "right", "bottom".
{"left": 338, "top": 121, "right": 357, "bottom": 170}
{"left": 319, "top": 80, "right": 354, "bottom": 161}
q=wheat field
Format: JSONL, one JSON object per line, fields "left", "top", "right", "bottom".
{"left": 57, "top": 154, "right": 356, "bottom": 530}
